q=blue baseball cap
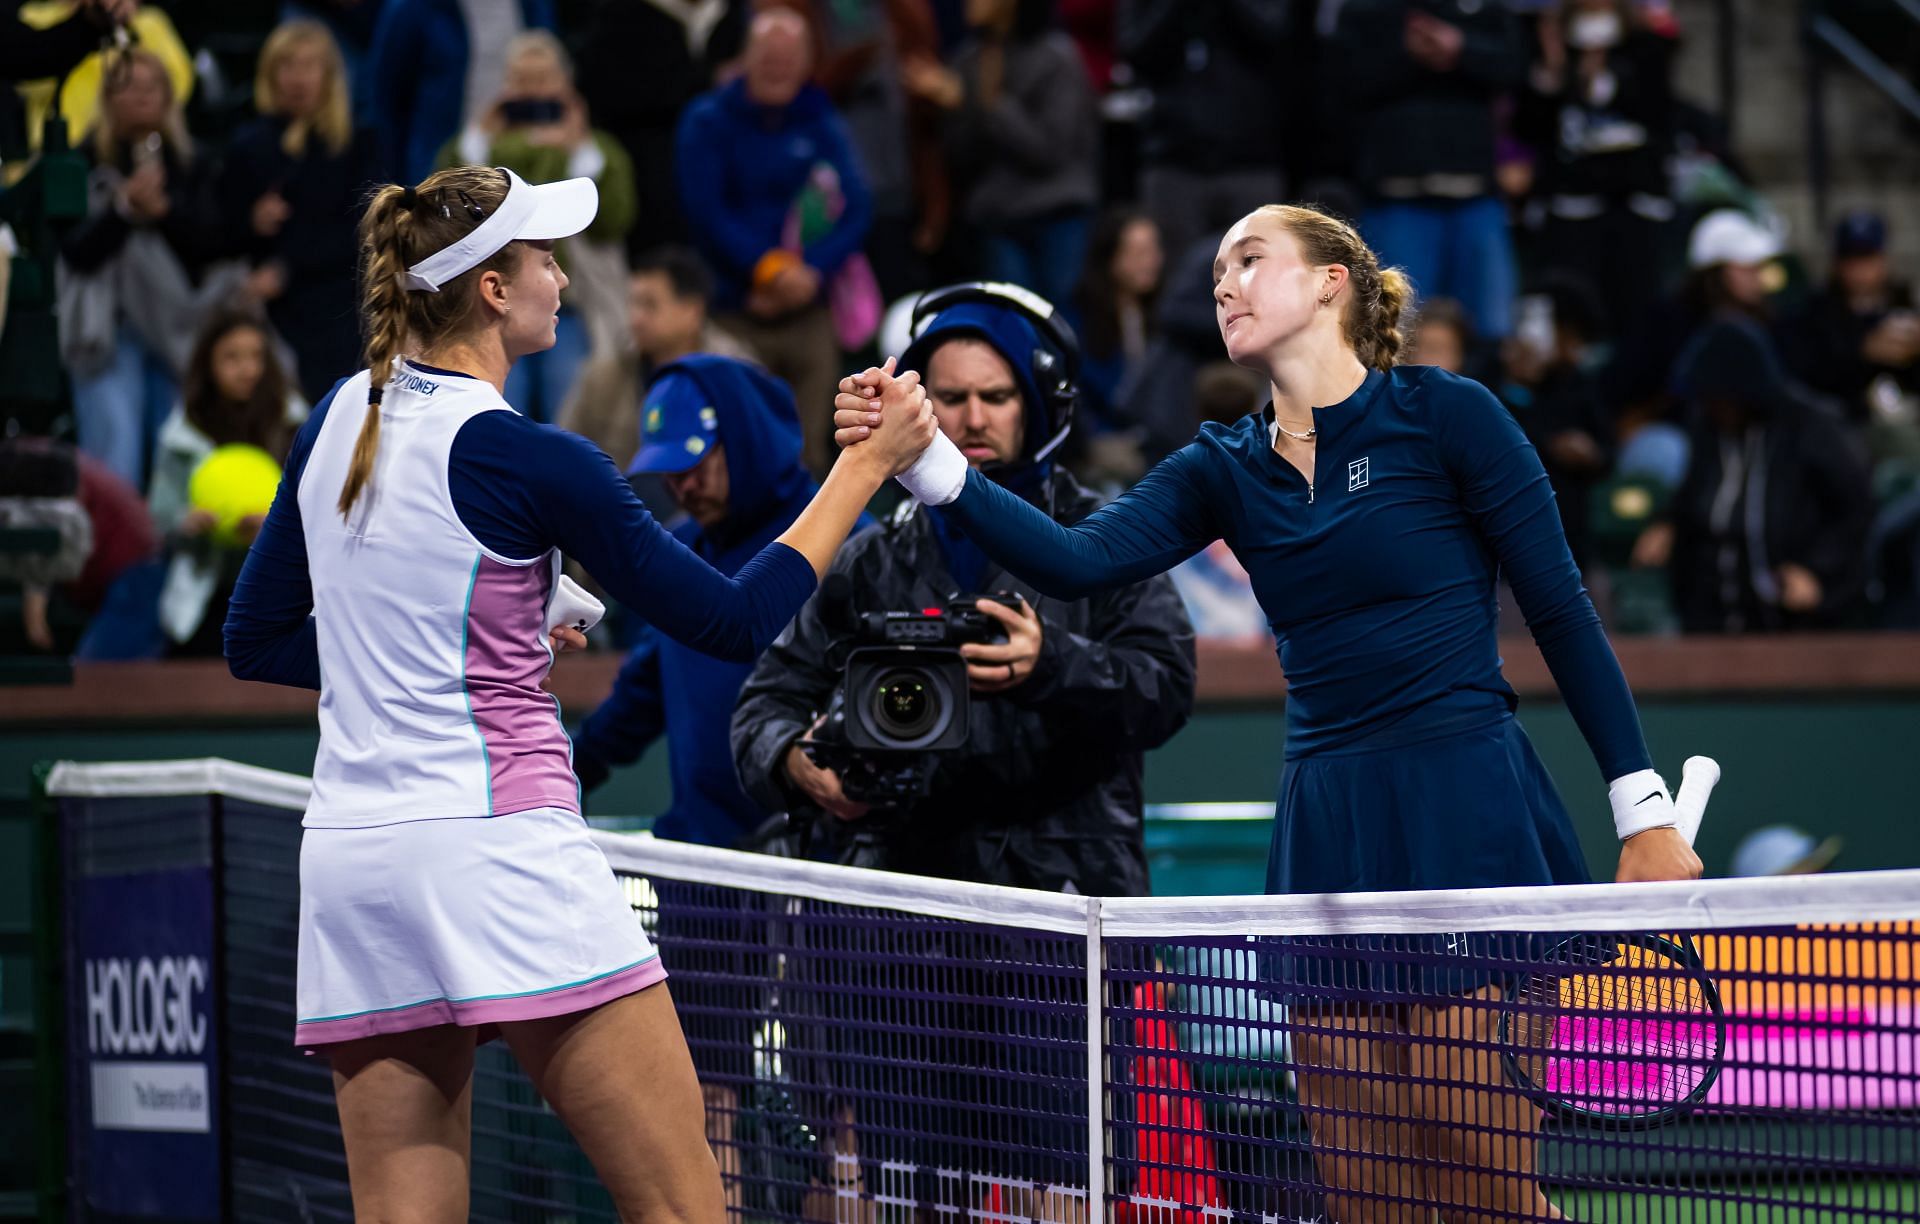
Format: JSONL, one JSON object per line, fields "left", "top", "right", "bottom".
{"left": 1834, "top": 210, "right": 1887, "bottom": 258}
{"left": 628, "top": 371, "right": 722, "bottom": 475}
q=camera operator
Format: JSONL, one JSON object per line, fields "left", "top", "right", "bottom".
{"left": 729, "top": 284, "right": 1191, "bottom": 1222}
{"left": 573, "top": 353, "right": 868, "bottom": 842}
{"left": 731, "top": 284, "right": 1196, "bottom": 896}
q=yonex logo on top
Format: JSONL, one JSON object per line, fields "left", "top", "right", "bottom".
{"left": 393, "top": 370, "right": 439, "bottom": 396}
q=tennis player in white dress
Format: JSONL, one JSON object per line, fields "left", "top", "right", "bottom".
{"left": 225, "top": 162, "right": 936, "bottom": 1221}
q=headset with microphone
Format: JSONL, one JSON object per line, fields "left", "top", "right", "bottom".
{"left": 908, "top": 281, "right": 1081, "bottom": 466}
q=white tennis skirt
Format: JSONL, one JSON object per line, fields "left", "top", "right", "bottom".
{"left": 294, "top": 806, "right": 666, "bottom": 1049}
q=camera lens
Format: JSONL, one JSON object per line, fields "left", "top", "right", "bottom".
{"left": 871, "top": 668, "right": 942, "bottom": 740}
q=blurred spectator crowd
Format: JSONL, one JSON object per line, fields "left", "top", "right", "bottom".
{"left": 3, "top": 0, "right": 1919, "bottom": 663}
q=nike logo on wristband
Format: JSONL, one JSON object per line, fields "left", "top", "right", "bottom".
{"left": 1635, "top": 792, "right": 1662, "bottom": 806}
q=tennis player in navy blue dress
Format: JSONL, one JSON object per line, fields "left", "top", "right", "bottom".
{"left": 836, "top": 206, "right": 1704, "bottom": 1222}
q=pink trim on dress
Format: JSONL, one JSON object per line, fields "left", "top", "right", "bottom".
{"left": 465, "top": 556, "right": 581, "bottom": 816}
{"left": 295, "top": 956, "right": 667, "bottom": 1048}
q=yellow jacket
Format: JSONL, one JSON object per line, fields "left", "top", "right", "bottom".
{"left": 14, "top": 3, "right": 193, "bottom": 151}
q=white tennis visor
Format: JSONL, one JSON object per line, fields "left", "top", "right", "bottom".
{"left": 403, "top": 167, "right": 598, "bottom": 293}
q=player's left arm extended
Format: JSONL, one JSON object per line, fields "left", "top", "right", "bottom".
{"left": 1434, "top": 379, "right": 1694, "bottom": 841}
{"left": 905, "top": 439, "right": 1220, "bottom": 602}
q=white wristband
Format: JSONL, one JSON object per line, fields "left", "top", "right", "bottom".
{"left": 895, "top": 432, "right": 968, "bottom": 506}
{"left": 1608, "top": 767, "right": 1677, "bottom": 840}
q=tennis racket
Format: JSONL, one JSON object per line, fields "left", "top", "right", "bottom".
{"left": 1499, "top": 757, "right": 1727, "bottom": 1127}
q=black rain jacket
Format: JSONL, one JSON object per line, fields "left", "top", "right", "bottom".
{"left": 731, "top": 469, "right": 1196, "bottom": 897}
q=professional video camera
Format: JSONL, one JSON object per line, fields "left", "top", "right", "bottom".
{"left": 801, "top": 573, "right": 1026, "bottom": 809}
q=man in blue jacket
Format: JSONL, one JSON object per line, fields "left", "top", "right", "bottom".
{"left": 571, "top": 353, "right": 865, "bottom": 843}
{"left": 674, "top": 8, "right": 873, "bottom": 475}
{"left": 569, "top": 353, "right": 865, "bottom": 1210}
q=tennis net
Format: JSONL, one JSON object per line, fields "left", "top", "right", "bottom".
{"left": 41, "top": 760, "right": 1920, "bottom": 1222}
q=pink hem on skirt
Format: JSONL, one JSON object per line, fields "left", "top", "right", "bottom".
{"left": 295, "top": 955, "right": 667, "bottom": 1049}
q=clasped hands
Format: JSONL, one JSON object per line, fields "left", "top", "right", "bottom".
{"left": 834, "top": 358, "right": 940, "bottom": 477}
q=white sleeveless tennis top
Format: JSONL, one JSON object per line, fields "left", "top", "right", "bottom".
{"left": 296, "top": 364, "right": 578, "bottom": 828}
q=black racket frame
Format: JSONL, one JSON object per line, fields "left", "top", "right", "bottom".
{"left": 1497, "top": 932, "right": 1728, "bottom": 1129}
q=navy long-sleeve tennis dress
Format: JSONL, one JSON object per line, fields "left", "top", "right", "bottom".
{"left": 936, "top": 365, "right": 1654, "bottom": 897}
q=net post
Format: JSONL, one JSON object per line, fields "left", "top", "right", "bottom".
{"left": 1085, "top": 896, "right": 1103, "bottom": 1224}
{"left": 29, "top": 761, "right": 69, "bottom": 1224}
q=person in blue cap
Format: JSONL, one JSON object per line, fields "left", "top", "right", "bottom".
{"left": 572, "top": 352, "right": 860, "bottom": 843}
{"left": 569, "top": 353, "right": 870, "bottom": 1211}
{"left": 1783, "top": 210, "right": 1920, "bottom": 424}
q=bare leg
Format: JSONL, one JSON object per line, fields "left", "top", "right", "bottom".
{"left": 1291, "top": 1005, "right": 1436, "bottom": 1223}
{"left": 329, "top": 1024, "right": 478, "bottom": 1224}
{"left": 703, "top": 1084, "right": 744, "bottom": 1214}
{"left": 804, "top": 1102, "right": 874, "bottom": 1224}
{"left": 1405, "top": 987, "right": 1560, "bottom": 1223}
{"left": 1038, "top": 1184, "right": 1091, "bottom": 1224}
{"left": 500, "top": 984, "right": 726, "bottom": 1224}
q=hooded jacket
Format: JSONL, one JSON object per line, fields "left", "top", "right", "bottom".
{"left": 673, "top": 78, "right": 874, "bottom": 311}
{"left": 1666, "top": 323, "right": 1874, "bottom": 631}
{"left": 731, "top": 469, "right": 1195, "bottom": 896}
{"left": 571, "top": 356, "right": 861, "bottom": 846}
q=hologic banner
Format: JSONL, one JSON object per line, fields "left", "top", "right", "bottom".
{"left": 67, "top": 861, "right": 221, "bottom": 1220}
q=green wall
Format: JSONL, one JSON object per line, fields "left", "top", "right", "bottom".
{"left": 1136, "top": 696, "right": 1920, "bottom": 891}
{"left": 6, "top": 694, "right": 1918, "bottom": 897}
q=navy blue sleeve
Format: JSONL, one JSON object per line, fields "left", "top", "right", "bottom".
{"left": 449, "top": 412, "right": 817, "bottom": 662}
{"left": 570, "top": 630, "right": 666, "bottom": 793}
{"left": 940, "top": 444, "right": 1220, "bottom": 601}
{"left": 223, "top": 380, "right": 344, "bottom": 688}
{"left": 1429, "top": 374, "right": 1654, "bottom": 781}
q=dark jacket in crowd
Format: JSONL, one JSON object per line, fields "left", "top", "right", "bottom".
{"left": 0, "top": 7, "right": 100, "bottom": 81}
{"left": 570, "top": 0, "right": 749, "bottom": 250}
{"left": 1665, "top": 323, "right": 1874, "bottom": 632}
{"left": 1119, "top": 235, "right": 1229, "bottom": 461}
{"left": 674, "top": 78, "right": 874, "bottom": 312}
{"left": 1333, "top": 0, "right": 1529, "bottom": 196}
{"left": 368, "top": 0, "right": 555, "bottom": 182}
{"left": 218, "top": 118, "right": 382, "bottom": 401}
{"left": 60, "top": 140, "right": 227, "bottom": 281}
{"left": 1606, "top": 287, "right": 1783, "bottom": 424}
{"left": 1782, "top": 282, "right": 1920, "bottom": 420}
{"left": 946, "top": 30, "right": 1100, "bottom": 229}
{"left": 1499, "top": 362, "right": 1614, "bottom": 567}
{"left": 1117, "top": 0, "right": 1289, "bottom": 175}
{"left": 570, "top": 356, "right": 856, "bottom": 848}
{"left": 1514, "top": 28, "right": 1676, "bottom": 202}
{"left": 1, "top": 7, "right": 98, "bottom": 154}
{"left": 731, "top": 469, "right": 1196, "bottom": 897}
